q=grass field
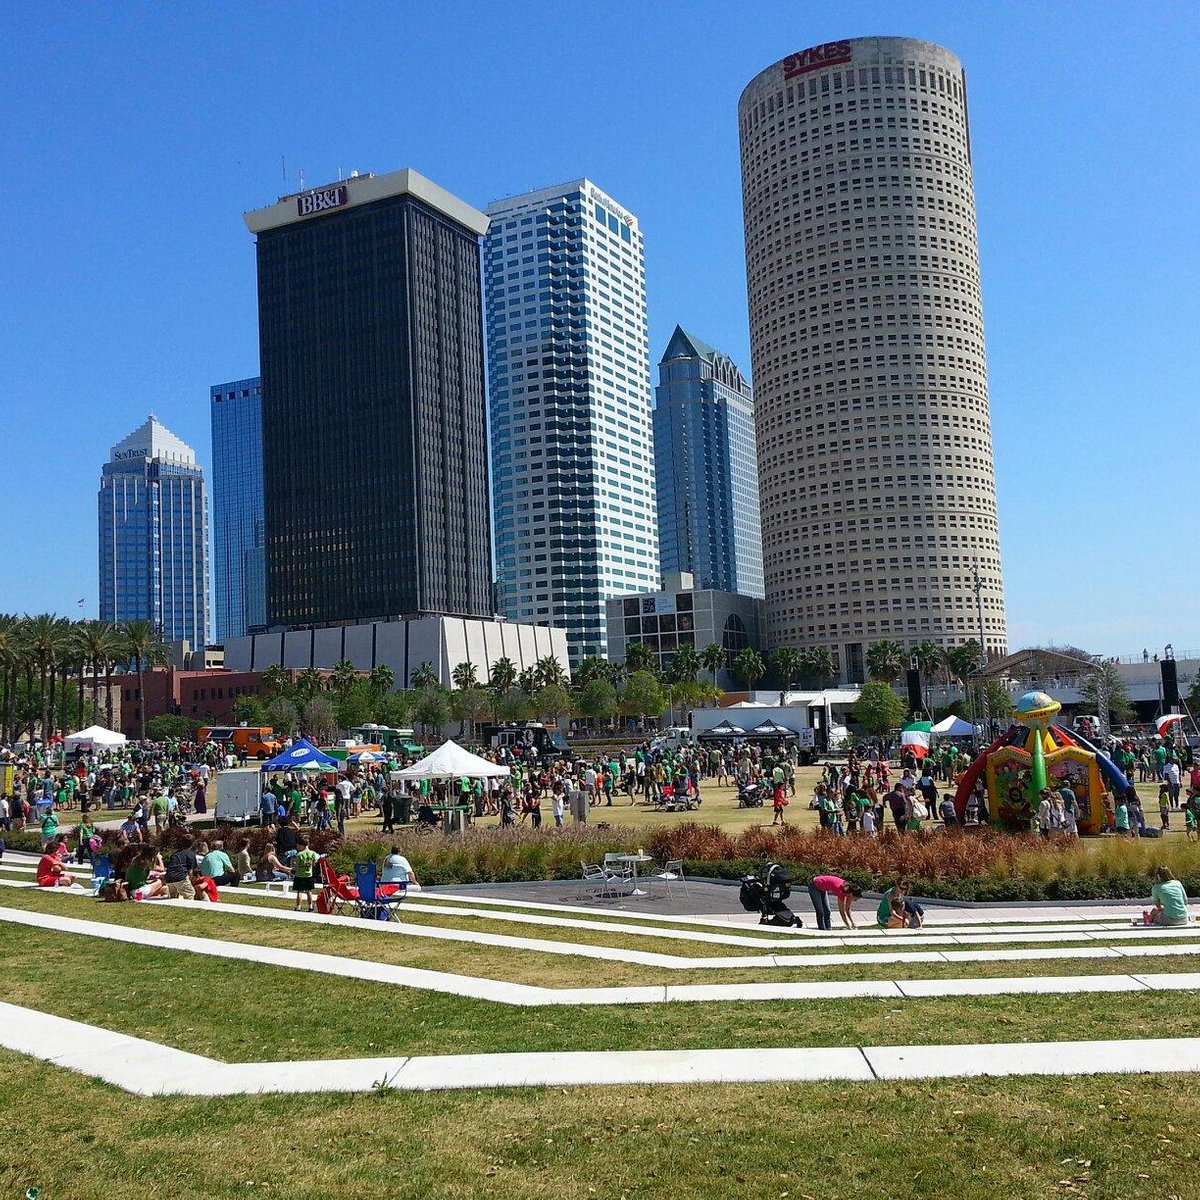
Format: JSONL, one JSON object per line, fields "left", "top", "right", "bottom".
{"left": 1, "top": 1050, "right": 1197, "bottom": 1200}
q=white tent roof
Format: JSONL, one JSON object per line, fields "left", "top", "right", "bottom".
{"left": 727, "top": 701, "right": 769, "bottom": 708}
{"left": 64, "top": 725, "right": 127, "bottom": 747}
{"left": 394, "top": 740, "right": 510, "bottom": 781}
{"left": 932, "top": 714, "right": 977, "bottom": 737}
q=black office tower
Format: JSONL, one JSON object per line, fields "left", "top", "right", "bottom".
{"left": 244, "top": 169, "right": 493, "bottom": 628}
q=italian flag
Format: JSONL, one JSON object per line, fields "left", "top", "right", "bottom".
{"left": 1156, "top": 713, "right": 1185, "bottom": 737}
{"left": 901, "top": 719, "right": 933, "bottom": 759}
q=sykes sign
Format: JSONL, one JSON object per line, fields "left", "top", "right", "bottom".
{"left": 296, "top": 185, "right": 349, "bottom": 218}
{"left": 783, "top": 40, "right": 852, "bottom": 78}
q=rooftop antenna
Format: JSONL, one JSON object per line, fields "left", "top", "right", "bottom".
{"left": 298, "top": 167, "right": 306, "bottom": 191}
{"left": 281, "top": 155, "right": 287, "bottom": 187}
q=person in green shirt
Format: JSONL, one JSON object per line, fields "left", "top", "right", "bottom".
{"left": 40, "top": 806, "right": 59, "bottom": 847}
{"left": 150, "top": 792, "right": 169, "bottom": 834}
{"left": 291, "top": 838, "right": 320, "bottom": 912}
{"left": 1114, "top": 799, "right": 1130, "bottom": 835}
{"left": 1144, "top": 867, "right": 1190, "bottom": 927}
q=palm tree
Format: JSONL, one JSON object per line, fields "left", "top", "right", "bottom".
{"left": 733, "top": 647, "right": 765, "bottom": 691}
{"left": 25, "top": 613, "right": 69, "bottom": 742}
{"left": 121, "top": 619, "right": 165, "bottom": 740}
{"left": 295, "top": 667, "right": 324, "bottom": 703}
{"left": 368, "top": 664, "right": 395, "bottom": 696}
{"left": 411, "top": 661, "right": 439, "bottom": 690}
{"left": 799, "top": 646, "right": 836, "bottom": 688}
{"left": 576, "top": 656, "right": 610, "bottom": 686}
{"left": 329, "top": 659, "right": 358, "bottom": 697}
{"left": 625, "top": 642, "right": 656, "bottom": 675}
{"left": 535, "top": 655, "right": 568, "bottom": 689}
{"left": 489, "top": 656, "right": 517, "bottom": 692}
{"left": 668, "top": 643, "right": 699, "bottom": 685}
{"left": 770, "top": 646, "right": 801, "bottom": 690}
{"left": 261, "top": 663, "right": 291, "bottom": 700}
{"left": 451, "top": 661, "right": 479, "bottom": 691}
{"left": 0, "top": 615, "right": 23, "bottom": 744}
{"left": 75, "top": 620, "right": 124, "bottom": 730}
{"left": 912, "top": 640, "right": 943, "bottom": 715}
{"left": 865, "top": 639, "right": 906, "bottom": 684}
{"left": 699, "top": 642, "right": 725, "bottom": 690}
{"left": 517, "top": 667, "right": 539, "bottom": 696}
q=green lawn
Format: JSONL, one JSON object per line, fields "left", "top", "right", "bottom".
{"left": 0, "top": 1050, "right": 1196, "bottom": 1200}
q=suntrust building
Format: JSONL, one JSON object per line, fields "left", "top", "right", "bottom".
{"left": 739, "top": 37, "right": 1007, "bottom": 681}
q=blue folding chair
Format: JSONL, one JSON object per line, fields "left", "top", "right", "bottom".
{"left": 352, "top": 863, "right": 405, "bottom": 921}
{"left": 90, "top": 854, "right": 112, "bottom": 895}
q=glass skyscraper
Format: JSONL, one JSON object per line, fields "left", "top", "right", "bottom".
{"left": 98, "top": 416, "right": 208, "bottom": 645}
{"left": 210, "top": 376, "right": 266, "bottom": 641}
{"left": 653, "top": 327, "right": 764, "bottom": 599}
{"left": 243, "top": 169, "right": 493, "bottom": 629}
{"left": 484, "top": 180, "right": 659, "bottom": 663}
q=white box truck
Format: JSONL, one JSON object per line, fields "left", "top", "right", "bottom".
{"left": 215, "top": 769, "right": 262, "bottom": 824}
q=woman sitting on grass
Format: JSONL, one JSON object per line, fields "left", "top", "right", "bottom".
{"left": 1141, "top": 867, "right": 1190, "bottom": 927}
{"left": 36, "top": 836, "right": 76, "bottom": 888}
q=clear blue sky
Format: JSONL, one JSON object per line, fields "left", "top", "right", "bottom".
{"left": 1, "top": 1, "right": 1197, "bottom": 658}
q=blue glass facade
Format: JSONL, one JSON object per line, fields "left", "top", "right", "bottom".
{"left": 210, "top": 377, "right": 266, "bottom": 641}
{"left": 653, "top": 327, "right": 764, "bottom": 598}
{"left": 98, "top": 418, "right": 208, "bottom": 645}
{"left": 484, "top": 180, "right": 659, "bottom": 664}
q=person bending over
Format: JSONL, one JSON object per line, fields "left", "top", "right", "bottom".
{"left": 807, "top": 873, "right": 864, "bottom": 931}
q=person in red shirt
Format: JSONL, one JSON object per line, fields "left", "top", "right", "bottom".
{"left": 36, "top": 838, "right": 76, "bottom": 888}
{"left": 807, "top": 873, "right": 864, "bottom": 931}
{"left": 190, "top": 869, "right": 219, "bottom": 903}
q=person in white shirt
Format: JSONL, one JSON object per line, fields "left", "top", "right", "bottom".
{"left": 381, "top": 846, "right": 417, "bottom": 886}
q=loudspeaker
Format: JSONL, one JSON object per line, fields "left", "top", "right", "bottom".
{"left": 1161, "top": 658, "right": 1180, "bottom": 709}
{"left": 906, "top": 668, "right": 923, "bottom": 714}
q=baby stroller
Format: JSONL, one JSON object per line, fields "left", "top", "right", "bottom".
{"left": 738, "top": 862, "right": 801, "bottom": 926}
{"left": 737, "top": 781, "right": 765, "bottom": 808}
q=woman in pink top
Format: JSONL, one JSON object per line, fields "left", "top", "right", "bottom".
{"left": 808, "top": 873, "right": 864, "bottom": 931}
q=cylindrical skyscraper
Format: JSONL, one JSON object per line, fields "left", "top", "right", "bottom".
{"left": 739, "top": 37, "right": 1006, "bottom": 681}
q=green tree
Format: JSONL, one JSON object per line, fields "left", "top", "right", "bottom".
{"left": 1079, "top": 661, "right": 1134, "bottom": 724}
{"left": 334, "top": 682, "right": 372, "bottom": 731}
{"left": 411, "top": 661, "right": 440, "bottom": 691}
{"left": 945, "top": 641, "right": 984, "bottom": 687}
{"left": 620, "top": 670, "right": 667, "bottom": 724}
{"left": 533, "top": 682, "right": 572, "bottom": 723}
{"left": 535, "top": 655, "right": 568, "bottom": 689}
{"left": 304, "top": 694, "right": 338, "bottom": 743}
{"left": 624, "top": 642, "right": 656, "bottom": 675}
{"left": 329, "top": 659, "right": 358, "bottom": 698}
{"left": 667, "top": 643, "right": 699, "bottom": 684}
{"left": 145, "top": 714, "right": 199, "bottom": 740}
{"left": 261, "top": 664, "right": 291, "bottom": 700}
{"left": 577, "top": 677, "right": 618, "bottom": 727}
{"left": 233, "top": 695, "right": 266, "bottom": 726}
{"left": 451, "top": 661, "right": 479, "bottom": 691}
{"left": 451, "top": 685, "right": 492, "bottom": 741}
{"left": 911, "top": 640, "right": 943, "bottom": 715}
{"left": 26, "top": 613, "right": 70, "bottom": 740}
{"left": 295, "top": 667, "right": 324, "bottom": 703}
{"left": 733, "top": 647, "right": 766, "bottom": 691}
{"left": 852, "top": 680, "right": 907, "bottom": 736}
{"left": 74, "top": 619, "right": 124, "bottom": 730}
{"left": 368, "top": 664, "right": 395, "bottom": 696}
{"left": 865, "top": 639, "right": 906, "bottom": 684}
{"left": 489, "top": 656, "right": 517, "bottom": 692}
{"left": 413, "top": 685, "right": 451, "bottom": 734}
{"left": 576, "top": 656, "right": 611, "bottom": 686}
{"left": 699, "top": 642, "right": 726, "bottom": 689}
{"left": 770, "top": 646, "right": 801, "bottom": 690}
{"left": 494, "top": 687, "right": 534, "bottom": 723}
{"left": 120, "top": 618, "right": 167, "bottom": 741}
{"left": 264, "top": 696, "right": 299, "bottom": 735}
{"left": 799, "top": 646, "right": 836, "bottom": 688}
{"left": 376, "top": 690, "right": 415, "bottom": 730}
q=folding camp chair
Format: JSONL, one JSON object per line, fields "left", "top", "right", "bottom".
{"left": 89, "top": 854, "right": 112, "bottom": 896}
{"left": 353, "top": 863, "right": 405, "bottom": 921}
{"left": 318, "top": 855, "right": 360, "bottom": 916}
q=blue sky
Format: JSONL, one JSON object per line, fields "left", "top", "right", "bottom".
{"left": 1, "top": 1, "right": 1197, "bottom": 657}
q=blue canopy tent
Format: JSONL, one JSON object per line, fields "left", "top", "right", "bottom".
{"left": 260, "top": 739, "right": 338, "bottom": 773}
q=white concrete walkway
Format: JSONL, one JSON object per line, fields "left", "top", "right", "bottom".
{"left": 4, "top": 904, "right": 1200, "bottom": 1007}
{"left": 2, "top": 999, "right": 1198, "bottom": 1096}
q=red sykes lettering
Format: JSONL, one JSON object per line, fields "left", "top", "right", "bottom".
{"left": 783, "top": 40, "right": 852, "bottom": 78}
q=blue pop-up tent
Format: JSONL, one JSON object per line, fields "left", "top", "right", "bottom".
{"left": 260, "top": 738, "right": 337, "bottom": 772}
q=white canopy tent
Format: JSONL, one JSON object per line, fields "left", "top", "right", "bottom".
{"left": 393, "top": 740, "right": 510, "bottom": 781}
{"left": 931, "top": 714, "right": 977, "bottom": 737}
{"left": 64, "top": 725, "right": 127, "bottom": 752}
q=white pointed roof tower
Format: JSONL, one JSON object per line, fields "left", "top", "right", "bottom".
{"left": 109, "top": 415, "right": 196, "bottom": 465}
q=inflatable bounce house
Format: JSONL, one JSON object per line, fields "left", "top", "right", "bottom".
{"left": 953, "top": 690, "right": 1131, "bottom": 834}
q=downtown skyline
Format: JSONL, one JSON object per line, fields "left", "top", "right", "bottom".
{"left": 2, "top": 1, "right": 1198, "bottom": 657}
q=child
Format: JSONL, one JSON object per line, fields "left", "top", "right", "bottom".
{"left": 1159, "top": 785, "right": 1171, "bottom": 831}
{"left": 861, "top": 802, "right": 876, "bottom": 837}
{"left": 1186, "top": 802, "right": 1198, "bottom": 843}
{"left": 772, "top": 782, "right": 788, "bottom": 826}
{"left": 291, "top": 837, "right": 319, "bottom": 913}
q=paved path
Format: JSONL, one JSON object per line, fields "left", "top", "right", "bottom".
{"left": 3, "top": 999, "right": 1199, "bottom": 1096}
